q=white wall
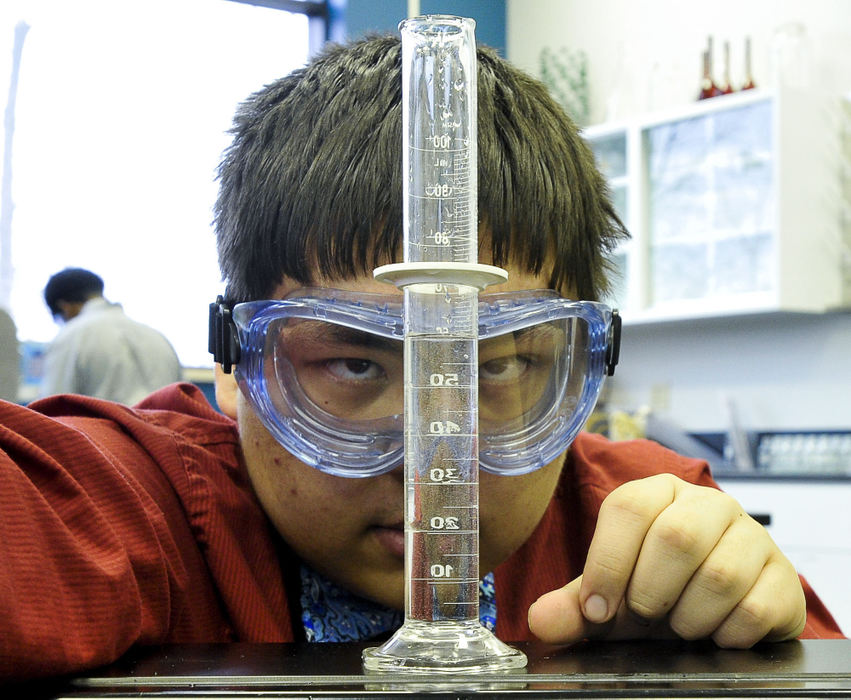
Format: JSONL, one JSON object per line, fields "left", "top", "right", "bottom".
{"left": 611, "top": 313, "right": 851, "bottom": 433}
{"left": 506, "top": 0, "right": 851, "bottom": 434}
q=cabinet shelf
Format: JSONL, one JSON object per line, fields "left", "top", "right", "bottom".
{"left": 583, "top": 87, "right": 850, "bottom": 323}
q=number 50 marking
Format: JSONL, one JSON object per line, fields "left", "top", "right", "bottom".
{"left": 429, "top": 373, "right": 458, "bottom": 386}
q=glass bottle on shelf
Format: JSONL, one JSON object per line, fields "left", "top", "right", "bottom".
{"left": 719, "top": 40, "right": 734, "bottom": 94}
{"left": 698, "top": 36, "right": 722, "bottom": 100}
{"left": 741, "top": 36, "right": 756, "bottom": 90}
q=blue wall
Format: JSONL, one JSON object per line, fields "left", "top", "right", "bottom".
{"left": 342, "top": 0, "right": 506, "bottom": 54}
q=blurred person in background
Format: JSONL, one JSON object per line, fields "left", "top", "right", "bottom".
{"left": 41, "top": 267, "right": 181, "bottom": 404}
{"left": 0, "top": 307, "right": 19, "bottom": 402}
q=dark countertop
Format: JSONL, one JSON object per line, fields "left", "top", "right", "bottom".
{"left": 18, "top": 639, "right": 851, "bottom": 698}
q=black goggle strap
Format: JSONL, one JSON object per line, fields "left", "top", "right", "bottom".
{"left": 605, "top": 310, "right": 622, "bottom": 377}
{"left": 209, "top": 296, "right": 241, "bottom": 374}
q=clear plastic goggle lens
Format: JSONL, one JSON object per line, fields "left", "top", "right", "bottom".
{"left": 231, "top": 289, "right": 615, "bottom": 477}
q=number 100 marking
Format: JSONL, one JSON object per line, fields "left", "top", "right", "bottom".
{"left": 430, "top": 134, "right": 451, "bottom": 149}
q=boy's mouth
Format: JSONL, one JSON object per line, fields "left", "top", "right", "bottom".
{"left": 371, "top": 522, "right": 405, "bottom": 559}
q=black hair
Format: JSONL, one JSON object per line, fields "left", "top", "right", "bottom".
{"left": 43, "top": 268, "right": 104, "bottom": 316}
{"left": 215, "top": 35, "right": 627, "bottom": 303}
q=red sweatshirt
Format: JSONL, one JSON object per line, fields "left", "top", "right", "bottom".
{"left": 0, "top": 384, "right": 842, "bottom": 680}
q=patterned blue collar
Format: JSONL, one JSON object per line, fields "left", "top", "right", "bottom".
{"left": 300, "top": 565, "right": 497, "bottom": 642}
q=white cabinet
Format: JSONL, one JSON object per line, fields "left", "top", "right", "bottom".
{"left": 584, "top": 88, "right": 849, "bottom": 322}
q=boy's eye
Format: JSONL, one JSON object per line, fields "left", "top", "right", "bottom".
{"left": 324, "top": 358, "right": 385, "bottom": 381}
{"left": 480, "top": 356, "right": 530, "bottom": 383}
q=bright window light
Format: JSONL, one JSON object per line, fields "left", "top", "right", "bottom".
{"left": 0, "top": 0, "right": 312, "bottom": 368}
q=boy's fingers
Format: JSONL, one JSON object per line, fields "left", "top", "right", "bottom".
{"left": 624, "top": 486, "right": 743, "bottom": 621}
{"left": 531, "top": 475, "right": 807, "bottom": 647}
{"left": 578, "top": 475, "right": 679, "bottom": 623}
{"left": 665, "top": 513, "right": 771, "bottom": 639}
{"left": 528, "top": 576, "right": 672, "bottom": 644}
{"left": 528, "top": 576, "right": 613, "bottom": 643}
{"left": 710, "top": 555, "right": 807, "bottom": 648}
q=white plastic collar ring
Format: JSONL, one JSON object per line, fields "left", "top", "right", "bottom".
{"left": 373, "top": 262, "right": 508, "bottom": 290}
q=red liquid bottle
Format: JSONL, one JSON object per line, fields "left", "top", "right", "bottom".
{"left": 698, "top": 37, "right": 722, "bottom": 100}
{"left": 719, "top": 40, "right": 734, "bottom": 94}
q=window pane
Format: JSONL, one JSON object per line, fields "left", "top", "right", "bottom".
{"left": 1, "top": 0, "right": 312, "bottom": 367}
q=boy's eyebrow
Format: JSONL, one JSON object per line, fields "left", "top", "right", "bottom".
{"left": 292, "top": 322, "right": 400, "bottom": 352}
{"left": 486, "top": 323, "right": 561, "bottom": 343}
{"left": 514, "top": 324, "right": 556, "bottom": 339}
{"left": 290, "top": 319, "right": 563, "bottom": 351}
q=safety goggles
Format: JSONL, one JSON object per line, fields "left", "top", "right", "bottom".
{"left": 210, "top": 288, "right": 620, "bottom": 478}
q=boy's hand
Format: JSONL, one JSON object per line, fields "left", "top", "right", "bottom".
{"left": 528, "top": 474, "right": 807, "bottom": 648}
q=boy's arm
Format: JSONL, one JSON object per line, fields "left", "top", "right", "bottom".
{"left": 0, "top": 401, "right": 226, "bottom": 681}
{"left": 528, "top": 473, "right": 815, "bottom": 646}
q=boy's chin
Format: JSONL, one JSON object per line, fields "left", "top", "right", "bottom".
{"left": 354, "top": 575, "right": 405, "bottom": 611}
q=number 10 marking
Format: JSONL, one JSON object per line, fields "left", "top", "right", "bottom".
{"left": 430, "top": 564, "right": 454, "bottom": 577}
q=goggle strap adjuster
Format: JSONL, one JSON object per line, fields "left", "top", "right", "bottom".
{"left": 605, "top": 310, "right": 622, "bottom": 377}
{"left": 209, "top": 296, "right": 241, "bottom": 373}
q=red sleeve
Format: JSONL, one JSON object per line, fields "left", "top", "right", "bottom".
{"left": 799, "top": 577, "right": 845, "bottom": 639}
{"left": 0, "top": 398, "right": 230, "bottom": 681}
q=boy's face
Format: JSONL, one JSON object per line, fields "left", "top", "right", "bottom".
{"left": 215, "top": 264, "right": 567, "bottom": 610}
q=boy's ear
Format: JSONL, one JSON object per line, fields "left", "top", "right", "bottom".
{"left": 214, "top": 364, "right": 238, "bottom": 419}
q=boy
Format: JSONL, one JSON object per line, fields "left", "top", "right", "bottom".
{"left": 0, "top": 36, "right": 841, "bottom": 681}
